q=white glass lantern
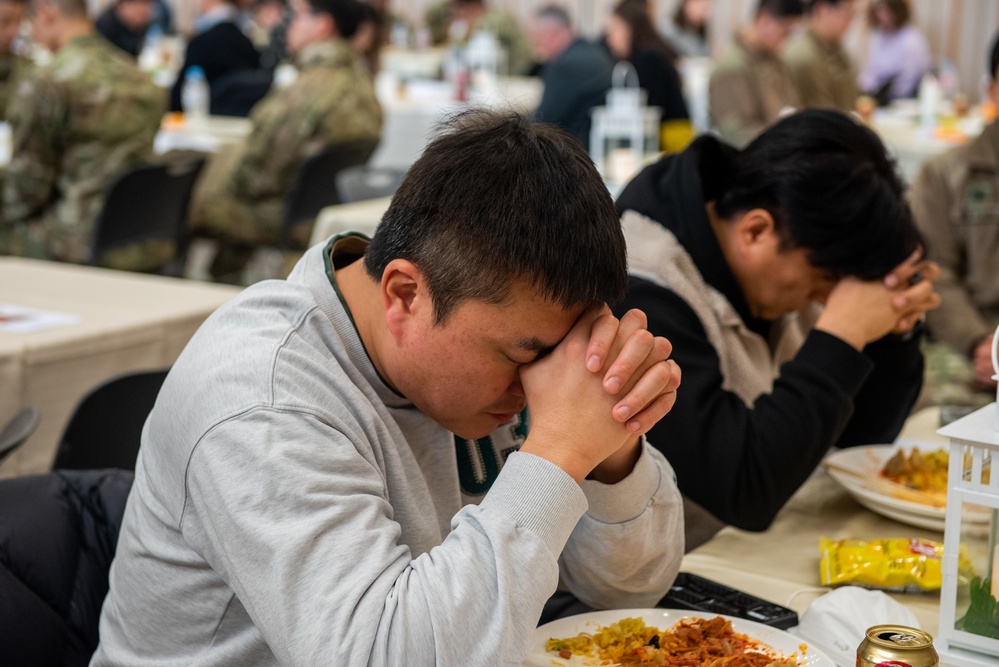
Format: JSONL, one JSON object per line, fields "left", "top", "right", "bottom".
{"left": 936, "top": 402, "right": 999, "bottom": 667}
{"left": 465, "top": 30, "right": 507, "bottom": 80}
{"left": 589, "top": 62, "right": 660, "bottom": 186}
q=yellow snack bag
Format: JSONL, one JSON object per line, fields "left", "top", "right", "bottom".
{"left": 820, "top": 537, "right": 946, "bottom": 592}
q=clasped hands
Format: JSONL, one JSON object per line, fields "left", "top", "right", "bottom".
{"left": 519, "top": 307, "right": 681, "bottom": 484}
{"left": 817, "top": 250, "right": 941, "bottom": 351}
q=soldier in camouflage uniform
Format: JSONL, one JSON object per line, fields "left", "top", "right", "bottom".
{"left": 0, "top": 0, "right": 165, "bottom": 269}
{"left": 709, "top": 0, "right": 804, "bottom": 148}
{"left": 426, "top": 0, "right": 533, "bottom": 76}
{"left": 908, "top": 36, "right": 999, "bottom": 409}
{"left": 0, "top": 0, "right": 29, "bottom": 120}
{"left": 189, "top": 0, "right": 382, "bottom": 281}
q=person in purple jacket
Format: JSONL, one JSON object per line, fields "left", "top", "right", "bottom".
{"left": 858, "top": 0, "right": 931, "bottom": 103}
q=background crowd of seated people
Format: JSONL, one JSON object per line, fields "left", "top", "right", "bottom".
{"left": 6, "top": 0, "right": 999, "bottom": 647}
{"left": 0, "top": 0, "right": 385, "bottom": 277}
{"left": 0, "top": 0, "right": 943, "bottom": 279}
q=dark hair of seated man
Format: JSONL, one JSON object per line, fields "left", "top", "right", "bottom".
{"left": 365, "top": 110, "right": 628, "bottom": 324}
{"left": 711, "top": 108, "right": 922, "bottom": 281}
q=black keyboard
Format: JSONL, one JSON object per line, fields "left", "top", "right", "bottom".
{"left": 658, "top": 572, "right": 799, "bottom": 630}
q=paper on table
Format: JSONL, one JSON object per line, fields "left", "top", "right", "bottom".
{"left": 0, "top": 302, "right": 80, "bottom": 333}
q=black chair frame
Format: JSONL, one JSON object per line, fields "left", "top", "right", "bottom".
{"left": 280, "top": 138, "right": 380, "bottom": 248}
{"left": 52, "top": 369, "right": 169, "bottom": 471}
{"left": 89, "top": 154, "right": 207, "bottom": 274}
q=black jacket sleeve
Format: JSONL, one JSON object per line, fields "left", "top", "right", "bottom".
{"left": 836, "top": 332, "right": 924, "bottom": 447}
{"left": 619, "top": 276, "right": 922, "bottom": 530}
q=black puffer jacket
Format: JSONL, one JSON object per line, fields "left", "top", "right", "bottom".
{"left": 0, "top": 469, "right": 133, "bottom": 666}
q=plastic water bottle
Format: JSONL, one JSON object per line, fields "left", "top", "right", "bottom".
{"left": 918, "top": 73, "right": 940, "bottom": 135}
{"left": 181, "top": 65, "right": 209, "bottom": 124}
{"left": 138, "top": 24, "right": 163, "bottom": 72}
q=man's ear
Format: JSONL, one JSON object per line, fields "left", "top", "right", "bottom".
{"left": 734, "top": 208, "right": 778, "bottom": 249}
{"left": 728, "top": 208, "right": 782, "bottom": 274}
{"left": 382, "top": 259, "right": 430, "bottom": 340}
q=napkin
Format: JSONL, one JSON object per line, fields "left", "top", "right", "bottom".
{"left": 793, "top": 586, "right": 920, "bottom": 667}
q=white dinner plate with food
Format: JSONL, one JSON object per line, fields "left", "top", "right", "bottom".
{"left": 823, "top": 443, "right": 991, "bottom": 532}
{"left": 523, "top": 609, "right": 834, "bottom": 667}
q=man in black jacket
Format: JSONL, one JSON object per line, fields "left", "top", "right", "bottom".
{"left": 615, "top": 109, "right": 940, "bottom": 540}
{"left": 530, "top": 5, "right": 611, "bottom": 150}
{"left": 169, "top": 0, "right": 261, "bottom": 111}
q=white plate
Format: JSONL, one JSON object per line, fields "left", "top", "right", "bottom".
{"left": 824, "top": 444, "right": 990, "bottom": 532}
{"left": 524, "top": 609, "right": 833, "bottom": 667}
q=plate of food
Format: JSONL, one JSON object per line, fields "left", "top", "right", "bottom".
{"left": 523, "top": 609, "right": 833, "bottom": 667}
{"left": 823, "top": 442, "right": 991, "bottom": 532}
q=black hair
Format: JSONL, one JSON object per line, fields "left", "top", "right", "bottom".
{"left": 672, "top": 0, "right": 707, "bottom": 40}
{"left": 714, "top": 109, "right": 922, "bottom": 280}
{"left": 613, "top": 0, "right": 678, "bottom": 64}
{"left": 805, "top": 0, "right": 848, "bottom": 12}
{"left": 756, "top": 0, "right": 805, "bottom": 18}
{"left": 306, "top": 0, "right": 363, "bottom": 39}
{"left": 990, "top": 32, "right": 999, "bottom": 81}
{"left": 867, "top": 0, "right": 910, "bottom": 28}
{"left": 365, "top": 111, "right": 627, "bottom": 323}
{"left": 35, "top": 0, "right": 87, "bottom": 17}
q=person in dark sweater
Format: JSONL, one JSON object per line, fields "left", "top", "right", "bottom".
{"left": 95, "top": 0, "right": 154, "bottom": 57}
{"left": 530, "top": 4, "right": 612, "bottom": 150}
{"left": 169, "top": 0, "right": 261, "bottom": 111}
{"left": 605, "top": 0, "right": 690, "bottom": 152}
{"left": 615, "top": 109, "right": 941, "bottom": 537}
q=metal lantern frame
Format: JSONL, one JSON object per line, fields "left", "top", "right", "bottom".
{"left": 464, "top": 30, "right": 508, "bottom": 78}
{"left": 589, "top": 61, "right": 660, "bottom": 183}
{"left": 937, "top": 404, "right": 999, "bottom": 667}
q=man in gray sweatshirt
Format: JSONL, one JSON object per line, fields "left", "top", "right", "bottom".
{"left": 92, "top": 111, "right": 685, "bottom": 666}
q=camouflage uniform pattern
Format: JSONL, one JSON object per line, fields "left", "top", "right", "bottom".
{"left": 424, "top": 2, "right": 533, "bottom": 75}
{"left": 476, "top": 6, "right": 533, "bottom": 76}
{"left": 916, "top": 338, "right": 993, "bottom": 412}
{"left": 0, "top": 51, "right": 30, "bottom": 120}
{"left": 709, "top": 35, "right": 801, "bottom": 148}
{"left": 190, "top": 39, "right": 382, "bottom": 248}
{"left": 908, "top": 122, "right": 999, "bottom": 412}
{"left": 782, "top": 29, "right": 857, "bottom": 112}
{"left": 1, "top": 33, "right": 165, "bottom": 266}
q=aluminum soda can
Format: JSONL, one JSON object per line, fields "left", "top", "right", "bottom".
{"left": 857, "top": 625, "right": 938, "bottom": 667}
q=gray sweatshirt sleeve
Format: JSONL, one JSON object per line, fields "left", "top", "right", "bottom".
{"left": 180, "top": 409, "right": 588, "bottom": 666}
{"left": 559, "top": 441, "right": 684, "bottom": 609}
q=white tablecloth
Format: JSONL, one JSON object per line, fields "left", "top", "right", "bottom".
{"left": 0, "top": 258, "right": 240, "bottom": 476}
{"left": 370, "top": 73, "right": 543, "bottom": 170}
{"left": 870, "top": 104, "right": 985, "bottom": 183}
{"left": 153, "top": 115, "right": 252, "bottom": 155}
{"left": 681, "top": 408, "right": 950, "bottom": 656}
{"left": 310, "top": 196, "right": 392, "bottom": 246}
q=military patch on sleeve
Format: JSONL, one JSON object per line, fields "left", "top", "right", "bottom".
{"left": 961, "top": 175, "right": 999, "bottom": 224}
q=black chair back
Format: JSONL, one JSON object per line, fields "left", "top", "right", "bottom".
{"left": 335, "top": 165, "right": 407, "bottom": 204}
{"left": 0, "top": 406, "right": 40, "bottom": 464}
{"left": 281, "top": 139, "right": 380, "bottom": 248}
{"left": 90, "top": 154, "right": 206, "bottom": 274}
{"left": 53, "top": 370, "right": 168, "bottom": 471}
